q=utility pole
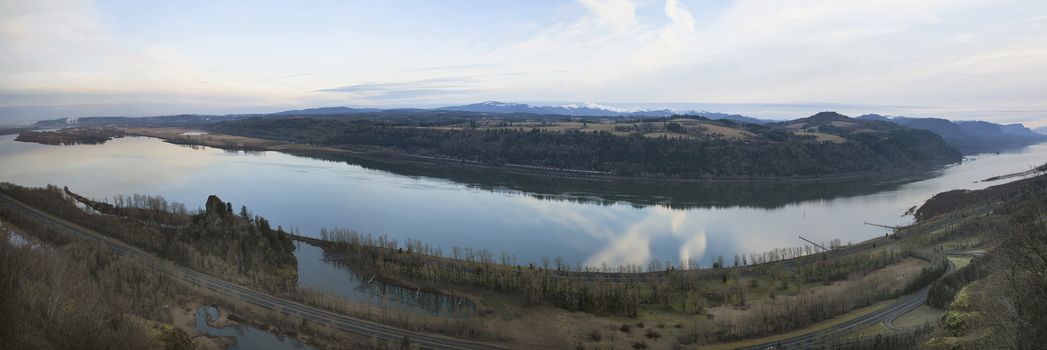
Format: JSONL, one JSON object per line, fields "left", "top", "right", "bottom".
{"left": 864, "top": 222, "right": 900, "bottom": 230}
{"left": 799, "top": 235, "right": 830, "bottom": 252}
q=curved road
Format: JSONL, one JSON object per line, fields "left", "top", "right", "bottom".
{"left": 0, "top": 193, "right": 506, "bottom": 350}
{"left": 739, "top": 254, "right": 960, "bottom": 349}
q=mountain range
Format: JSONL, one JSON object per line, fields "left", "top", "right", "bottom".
{"left": 857, "top": 114, "right": 1047, "bottom": 155}
{"left": 272, "top": 101, "right": 774, "bottom": 125}
{"left": 25, "top": 101, "right": 1045, "bottom": 155}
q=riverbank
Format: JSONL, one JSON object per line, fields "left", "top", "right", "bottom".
{"left": 0, "top": 184, "right": 504, "bottom": 349}
{"left": 120, "top": 126, "right": 944, "bottom": 183}
{"left": 978, "top": 162, "right": 1047, "bottom": 182}
{"left": 292, "top": 220, "right": 956, "bottom": 348}
{"left": 2, "top": 172, "right": 1021, "bottom": 348}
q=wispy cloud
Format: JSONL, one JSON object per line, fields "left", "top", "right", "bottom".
{"left": 316, "top": 77, "right": 478, "bottom": 101}
{"left": 578, "top": 0, "right": 638, "bottom": 29}
{"left": 403, "top": 63, "right": 494, "bottom": 73}
{"left": 3, "top": 0, "right": 1047, "bottom": 125}
{"left": 317, "top": 77, "right": 471, "bottom": 93}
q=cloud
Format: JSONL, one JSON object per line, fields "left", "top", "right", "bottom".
{"left": 317, "top": 77, "right": 471, "bottom": 93}
{"left": 664, "top": 0, "right": 695, "bottom": 30}
{"left": 403, "top": 63, "right": 495, "bottom": 73}
{"left": 678, "top": 234, "right": 707, "bottom": 267}
{"left": 316, "top": 77, "right": 479, "bottom": 101}
{"left": 577, "top": 0, "right": 638, "bottom": 29}
{"left": 3, "top": 0, "right": 1047, "bottom": 125}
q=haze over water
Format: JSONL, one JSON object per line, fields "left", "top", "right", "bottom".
{"left": 2, "top": 134, "right": 1044, "bottom": 268}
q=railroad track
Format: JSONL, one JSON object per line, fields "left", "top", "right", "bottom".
{"left": 0, "top": 194, "right": 506, "bottom": 350}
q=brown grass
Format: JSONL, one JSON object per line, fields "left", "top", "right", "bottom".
{"left": 123, "top": 127, "right": 282, "bottom": 149}
{"left": 793, "top": 130, "right": 846, "bottom": 143}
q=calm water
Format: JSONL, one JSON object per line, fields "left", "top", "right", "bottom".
{"left": 195, "top": 305, "right": 313, "bottom": 350}
{"left": 294, "top": 241, "right": 474, "bottom": 316}
{"left": 1, "top": 134, "right": 1044, "bottom": 268}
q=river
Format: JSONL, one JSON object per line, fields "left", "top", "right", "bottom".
{"left": 1, "top": 134, "right": 1043, "bottom": 269}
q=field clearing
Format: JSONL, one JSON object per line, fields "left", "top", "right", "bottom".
{"left": 948, "top": 256, "right": 973, "bottom": 270}
{"left": 705, "top": 299, "right": 895, "bottom": 350}
{"left": 123, "top": 127, "right": 283, "bottom": 149}
{"left": 831, "top": 121, "right": 860, "bottom": 129}
{"left": 793, "top": 130, "right": 846, "bottom": 143}
{"left": 894, "top": 305, "right": 945, "bottom": 328}
{"left": 851, "top": 304, "right": 944, "bottom": 338}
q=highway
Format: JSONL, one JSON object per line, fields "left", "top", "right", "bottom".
{"left": 0, "top": 193, "right": 506, "bottom": 350}
{"left": 738, "top": 253, "right": 960, "bottom": 349}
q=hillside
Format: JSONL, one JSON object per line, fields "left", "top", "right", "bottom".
{"left": 857, "top": 114, "right": 1047, "bottom": 154}
{"left": 205, "top": 111, "right": 960, "bottom": 179}
{"left": 918, "top": 173, "right": 1047, "bottom": 347}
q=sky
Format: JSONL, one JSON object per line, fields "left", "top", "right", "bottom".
{"left": 2, "top": 0, "right": 1047, "bottom": 126}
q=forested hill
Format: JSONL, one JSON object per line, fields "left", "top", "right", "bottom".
{"left": 206, "top": 111, "right": 961, "bottom": 179}
{"left": 857, "top": 114, "right": 1047, "bottom": 154}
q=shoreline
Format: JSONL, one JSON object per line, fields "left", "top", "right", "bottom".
{"left": 119, "top": 126, "right": 948, "bottom": 184}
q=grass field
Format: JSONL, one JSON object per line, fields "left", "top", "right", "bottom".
{"left": 949, "top": 256, "right": 973, "bottom": 270}
{"left": 705, "top": 299, "right": 895, "bottom": 350}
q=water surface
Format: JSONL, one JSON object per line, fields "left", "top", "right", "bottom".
{"left": 294, "top": 241, "right": 474, "bottom": 316}
{"left": 1, "top": 134, "right": 1043, "bottom": 268}
{"left": 195, "top": 305, "right": 313, "bottom": 350}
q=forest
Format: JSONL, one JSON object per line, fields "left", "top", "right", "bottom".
{"left": 205, "top": 112, "right": 961, "bottom": 179}
{"left": 0, "top": 184, "right": 298, "bottom": 290}
{"left": 313, "top": 227, "right": 946, "bottom": 344}
{"left": 921, "top": 174, "right": 1047, "bottom": 348}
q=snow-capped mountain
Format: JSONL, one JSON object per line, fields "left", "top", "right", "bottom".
{"left": 273, "top": 101, "right": 772, "bottom": 124}
{"left": 438, "top": 101, "right": 676, "bottom": 117}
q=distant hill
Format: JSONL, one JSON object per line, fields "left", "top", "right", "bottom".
{"left": 1036, "top": 126, "right": 1047, "bottom": 135}
{"left": 206, "top": 111, "right": 960, "bottom": 179}
{"left": 856, "top": 114, "right": 1047, "bottom": 155}
{"left": 29, "top": 102, "right": 772, "bottom": 128}
{"left": 693, "top": 111, "right": 772, "bottom": 125}
{"left": 270, "top": 106, "right": 385, "bottom": 115}
{"left": 436, "top": 101, "right": 677, "bottom": 117}
{"left": 435, "top": 101, "right": 774, "bottom": 124}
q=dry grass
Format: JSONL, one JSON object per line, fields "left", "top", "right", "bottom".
{"left": 793, "top": 130, "right": 846, "bottom": 143}
{"left": 948, "top": 256, "right": 974, "bottom": 270}
{"left": 123, "top": 127, "right": 283, "bottom": 149}
{"left": 706, "top": 257, "right": 926, "bottom": 341}
{"left": 830, "top": 121, "right": 860, "bottom": 129}
{"left": 703, "top": 299, "right": 894, "bottom": 350}
{"left": 894, "top": 305, "right": 945, "bottom": 328}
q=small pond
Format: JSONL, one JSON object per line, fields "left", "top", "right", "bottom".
{"left": 195, "top": 305, "right": 315, "bottom": 350}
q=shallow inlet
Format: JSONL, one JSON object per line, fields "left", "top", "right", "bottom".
{"left": 294, "top": 241, "right": 475, "bottom": 317}
{"left": 195, "top": 305, "right": 314, "bottom": 350}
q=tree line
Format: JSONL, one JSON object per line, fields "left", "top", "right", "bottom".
{"left": 0, "top": 184, "right": 298, "bottom": 290}
{"left": 207, "top": 116, "right": 960, "bottom": 179}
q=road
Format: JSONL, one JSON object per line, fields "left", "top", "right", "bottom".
{"left": 738, "top": 253, "right": 959, "bottom": 350}
{"left": 881, "top": 250, "right": 982, "bottom": 331}
{"left": 0, "top": 193, "right": 506, "bottom": 350}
